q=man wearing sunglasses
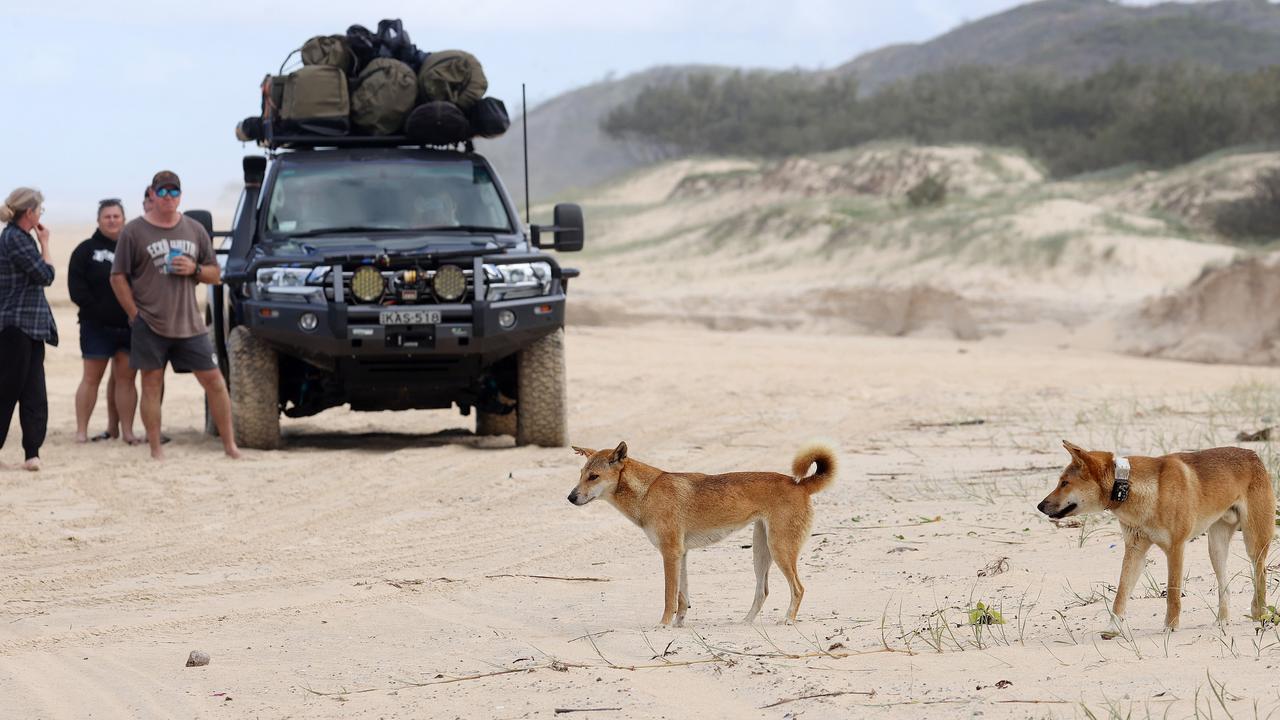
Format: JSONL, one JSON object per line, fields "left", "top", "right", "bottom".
{"left": 110, "top": 171, "right": 241, "bottom": 460}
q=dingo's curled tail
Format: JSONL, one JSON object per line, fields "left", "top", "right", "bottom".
{"left": 792, "top": 444, "right": 837, "bottom": 494}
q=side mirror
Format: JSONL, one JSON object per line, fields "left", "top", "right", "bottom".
{"left": 184, "top": 209, "right": 214, "bottom": 237}
{"left": 530, "top": 203, "right": 585, "bottom": 252}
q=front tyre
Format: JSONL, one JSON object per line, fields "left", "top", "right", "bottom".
{"left": 516, "top": 328, "right": 567, "bottom": 447}
{"left": 228, "top": 326, "right": 282, "bottom": 450}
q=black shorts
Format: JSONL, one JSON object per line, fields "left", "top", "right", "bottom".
{"left": 130, "top": 319, "right": 218, "bottom": 373}
{"left": 79, "top": 321, "right": 131, "bottom": 360}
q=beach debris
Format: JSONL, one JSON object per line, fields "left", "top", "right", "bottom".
{"left": 977, "top": 556, "right": 1010, "bottom": 577}
{"left": 1237, "top": 427, "right": 1273, "bottom": 442}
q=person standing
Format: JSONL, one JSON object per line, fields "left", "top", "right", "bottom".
{"left": 0, "top": 187, "right": 57, "bottom": 471}
{"left": 110, "top": 171, "right": 240, "bottom": 460}
{"left": 69, "top": 199, "right": 142, "bottom": 445}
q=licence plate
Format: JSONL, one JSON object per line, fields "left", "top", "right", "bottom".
{"left": 379, "top": 310, "right": 441, "bottom": 325}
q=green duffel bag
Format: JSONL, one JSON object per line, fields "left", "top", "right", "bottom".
{"left": 280, "top": 65, "right": 350, "bottom": 136}
{"left": 301, "top": 35, "right": 355, "bottom": 73}
{"left": 417, "top": 50, "right": 488, "bottom": 111}
{"left": 350, "top": 58, "right": 418, "bottom": 135}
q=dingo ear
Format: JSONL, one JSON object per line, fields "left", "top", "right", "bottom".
{"left": 571, "top": 446, "right": 596, "bottom": 457}
{"left": 1062, "top": 440, "right": 1100, "bottom": 477}
{"left": 608, "top": 441, "right": 628, "bottom": 464}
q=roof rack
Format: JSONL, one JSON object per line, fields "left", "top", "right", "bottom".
{"left": 265, "top": 133, "right": 475, "bottom": 153}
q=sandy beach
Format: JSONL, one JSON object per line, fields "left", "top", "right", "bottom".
{"left": 4, "top": 235, "right": 1280, "bottom": 717}
{"left": 6, "top": 141, "right": 1280, "bottom": 719}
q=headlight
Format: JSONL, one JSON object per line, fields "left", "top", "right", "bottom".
{"left": 432, "top": 264, "right": 467, "bottom": 302}
{"left": 351, "top": 265, "right": 385, "bottom": 304}
{"left": 483, "top": 262, "right": 552, "bottom": 302}
{"left": 254, "top": 266, "right": 329, "bottom": 303}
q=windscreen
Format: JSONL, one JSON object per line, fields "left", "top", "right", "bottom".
{"left": 264, "top": 159, "right": 513, "bottom": 238}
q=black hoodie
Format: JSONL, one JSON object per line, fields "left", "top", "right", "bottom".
{"left": 68, "top": 230, "right": 129, "bottom": 329}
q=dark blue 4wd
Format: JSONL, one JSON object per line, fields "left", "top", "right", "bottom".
{"left": 194, "top": 142, "right": 584, "bottom": 449}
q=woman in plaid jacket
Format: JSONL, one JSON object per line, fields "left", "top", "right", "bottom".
{"left": 0, "top": 187, "right": 57, "bottom": 471}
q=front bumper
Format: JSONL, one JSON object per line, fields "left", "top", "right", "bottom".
{"left": 242, "top": 293, "right": 565, "bottom": 362}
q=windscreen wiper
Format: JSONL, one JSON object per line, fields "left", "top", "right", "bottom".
{"left": 284, "top": 225, "right": 403, "bottom": 238}
{"left": 405, "top": 225, "right": 511, "bottom": 233}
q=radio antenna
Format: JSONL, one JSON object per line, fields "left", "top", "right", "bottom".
{"left": 522, "top": 83, "right": 530, "bottom": 225}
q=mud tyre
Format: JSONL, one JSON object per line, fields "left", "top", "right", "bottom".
{"left": 228, "top": 326, "right": 282, "bottom": 450}
{"left": 516, "top": 328, "right": 567, "bottom": 447}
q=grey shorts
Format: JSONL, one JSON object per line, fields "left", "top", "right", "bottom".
{"left": 130, "top": 320, "right": 218, "bottom": 373}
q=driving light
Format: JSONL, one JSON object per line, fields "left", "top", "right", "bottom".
{"left": 351, "top": 266, "right": 385, "bottom": 303}
{"left": 432, "top": 264, "right": 466, "bottom": 302}
{"left": 299, "top": 312, "right": 318, "bottom": 331}
{"left": 497, "top": 310, "right": 517, "bottom": 329}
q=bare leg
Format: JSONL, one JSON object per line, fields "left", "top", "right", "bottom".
{"left": 140, "top": 369, "right": 165, "bottom": 460}
{"left": 193, "top": 369, "right": 241, "bottom": 459}
{"left": 1165, "top": 541, "right": 1186, "bottom": 630}
{"left": 74, "top": 358, "right": 109, "bottom": 442}
{"left": 104, "top": 359, "right": 119, "bottom": 437}
{"left": 1207, "top": 519, "right": 1235, "bottom": 624}
{"left": 744, "top": 521, "right": 772, "bottom": 623}
{"left": 111, "top": 352, "right": 139, "bottom": 444}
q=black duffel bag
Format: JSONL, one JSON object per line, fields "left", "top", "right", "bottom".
{"left": 405, "top": 101, "right": 472, "bottom": 145}
{"left": 468, "top": 97, "right": 510, "bottom": 138}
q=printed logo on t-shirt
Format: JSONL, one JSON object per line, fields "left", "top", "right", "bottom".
{"left": 92, "top": 249, "right": 115, "bottom": 264}
{"left": 145, "top": 238, "right": 198, "bottom": 269}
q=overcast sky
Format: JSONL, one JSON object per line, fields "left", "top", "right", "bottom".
{"left": 5, "top": 0, "right": 1163, "bottom": 225}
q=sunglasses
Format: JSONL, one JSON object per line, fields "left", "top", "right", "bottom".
{"left": 98, "top": 197, "right": 121, "bottom": 207}
{"left": 154, "top": 187, "right": 181, "bottom": 198}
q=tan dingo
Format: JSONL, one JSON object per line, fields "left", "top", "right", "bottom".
{"left": 568, "top": 442, "right": 836, "bottom": 627}
{"left": 1038, "top": 441, "right": 1273, "bottom": 630}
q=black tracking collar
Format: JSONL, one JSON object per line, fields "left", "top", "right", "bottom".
{"left": 1111, "top": 456, "right": 1131, "bottom": 503}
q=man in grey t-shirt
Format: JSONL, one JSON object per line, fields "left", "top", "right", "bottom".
{"left": 110, "top": 170, "right": 241, "bottom": 461}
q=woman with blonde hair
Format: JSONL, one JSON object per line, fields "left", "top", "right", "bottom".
{"left": 0, "top": 187, "right": 57, "bottom": 471}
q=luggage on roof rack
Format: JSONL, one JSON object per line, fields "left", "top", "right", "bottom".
{"left": 235, "top": 20, "right": 509, "bottom": 148}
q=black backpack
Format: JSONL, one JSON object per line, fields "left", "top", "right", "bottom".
{"left": 346, "top": 19, "right": 428, "bottom": 74}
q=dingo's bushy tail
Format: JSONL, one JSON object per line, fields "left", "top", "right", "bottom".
{"left": 792, "top": 444, "right": 837, "bottom": 494}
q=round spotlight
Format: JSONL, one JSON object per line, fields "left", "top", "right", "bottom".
{"left": 432, "top": 264, "right": 466, "bottom": 302}
{"left": 299, "top": 312, "right": 319, "bottom": 331}
{"left": 351, "top": 266, "right": 385, "bottom": 304}
{"left": 497, "top": 310, "right": 517, "bottom": 329}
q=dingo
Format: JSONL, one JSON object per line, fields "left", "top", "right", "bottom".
{"left": 1037, "top": 441, "right": 1273, "bottom": 630}
{"left": 568, "top": 442, "right": 836, "bottom": 626}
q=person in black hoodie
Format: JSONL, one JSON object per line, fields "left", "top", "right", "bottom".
{"left": 68, "top": 199, "right": 141, "bottom": 445}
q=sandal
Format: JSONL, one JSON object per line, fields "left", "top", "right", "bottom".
{"left": 90, "top": 431, "right": 113, "bottom": 442}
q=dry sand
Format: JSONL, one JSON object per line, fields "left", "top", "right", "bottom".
{"left": 4, "top": 221, "right": 1280, "bottom": 717}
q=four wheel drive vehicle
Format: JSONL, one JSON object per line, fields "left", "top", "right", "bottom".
{"left": 191, "top": 138, "right": 584, "bottom": 450}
